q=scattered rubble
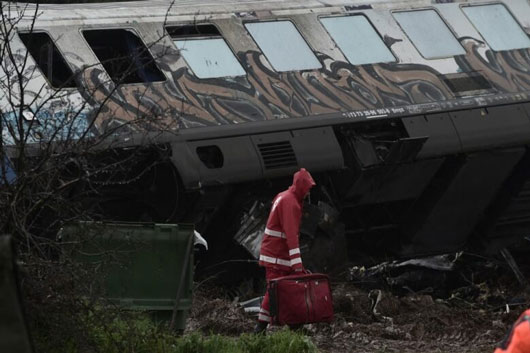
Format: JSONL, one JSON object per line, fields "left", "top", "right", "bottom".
{"left": 188, "top": 252, "right": 530, "bottom": 352}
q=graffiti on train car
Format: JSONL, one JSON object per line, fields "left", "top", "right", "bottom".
{"left": 1, "top": 109, "right": 92, "bottom": 145}
{"left": 68, "top": 35, "right": 530, "bottom": 132}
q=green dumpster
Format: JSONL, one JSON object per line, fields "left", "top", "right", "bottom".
{"left": 60, "top": 222, "right": 194, "bottom": 330}
{"left": 0, "top": 235, "right": 34, "bottom": 353}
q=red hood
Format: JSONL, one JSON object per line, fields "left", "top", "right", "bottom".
{"left": 289, "top": 168, "right": 316, "bottom": 201}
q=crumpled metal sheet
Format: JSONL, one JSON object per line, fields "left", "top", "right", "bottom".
{"left": 233, "top": 201, "right": 268, "bottom": 259}
{"left": 237, "top": 296, "right": 264, "bottom": 314}
{"left": 349, "top": 253, "right": 462, "bottom": 291}
{"left": 392, "top": 253, "right": 462, "bottom": 272}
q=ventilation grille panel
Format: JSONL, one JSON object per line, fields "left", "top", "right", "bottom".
{"left": 257, "top": 141, "right": 297, "bottom": 169}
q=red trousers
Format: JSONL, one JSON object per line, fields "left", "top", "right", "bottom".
{"left": 258, "top": 267, "right": 292, "bottom": 323}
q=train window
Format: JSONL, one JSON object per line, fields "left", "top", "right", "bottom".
{"left": 168, "top": 25, "right": 246, "bottom": 79}
{"left": 393, "top": 10, "right": 465, "bottom": 59}
{"left": 245, "top": 21, "right": 321, "bottom": 72}
{"left": 168, "top": 24, "right": 220, "bottom": 37}
{"left": 83, "top": 29, "right": 165, "bottom": 84}
{"left": 320, "top": 15, "right": 395, "bottom": 65}
{"left": 462, "top": 4, "right": 530, "bottom": 51}
{"left": 18, "top": 32, "right": 76, "bottom": 88}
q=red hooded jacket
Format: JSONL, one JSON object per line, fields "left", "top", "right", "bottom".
{"left": 495, "top": 309, "right": 530, "bottom": 353}
{"left": 258, "top": 168, "right": 316, "bottom": 272}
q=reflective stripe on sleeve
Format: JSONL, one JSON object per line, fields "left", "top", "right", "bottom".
{"left": 290, "top": 257, "right": 302, "bottom": 266}
{"left": 289, "top": 248, "right": 300, "bottom": 256}
{"left": 259, "top": 255, "right": 291, "bottom": 267}
{"left": 265, "top": 228, "right": 286, "bottom": 238}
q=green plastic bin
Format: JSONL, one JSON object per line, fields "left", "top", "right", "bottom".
{"left": 60, "top": 222, "right": 194, "bottom": 330}
{"left": 0, "top": 235, "right": 34, "bottom": 353}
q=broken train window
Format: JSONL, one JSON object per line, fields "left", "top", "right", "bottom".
{"left": 18, "top": 32, "right": 77, "bottom": 88}
{"left": 82, "top": 28, "right": 165, "bottom": 84}
{"left": 462, "top": 4, "right": 530, "bottom": 51}
{"left": 393, "top": 9, "right": 466, "bottom": 59}
{"left": 320, "top": 15, "right": 396, "bottom": 65}
{"left": 168, "top": 24, "right": 246, "bottom": 79}
{"left": 245, "top": 20, "right": 322, "bottom": 72}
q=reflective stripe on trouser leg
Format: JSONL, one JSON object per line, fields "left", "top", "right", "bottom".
{"left": 259, "top": 267, "right": 293, "bottom": 323}
{"left": 258, "top": 313, "right": 270, "bottom": 321}
{"left": 259, "top": 293, "right": 270, "bottom": 323}
{"left": 258, "top": 308, "right": 270, "bottom": 321}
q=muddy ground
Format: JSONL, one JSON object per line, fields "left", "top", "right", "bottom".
{"left": 186, "top": 253, "right": 530, "bottom": 353}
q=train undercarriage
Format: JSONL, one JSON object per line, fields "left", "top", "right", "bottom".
{"left": 84, "top": 101, "right": 530, "bottom": 283}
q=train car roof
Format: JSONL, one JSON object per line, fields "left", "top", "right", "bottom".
{"left": 9, "top": 0, "right": 501, "bottom": 24}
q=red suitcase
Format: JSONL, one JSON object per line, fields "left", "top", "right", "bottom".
{"left": 268, "top": 273, "right": 333, "bottom": 325}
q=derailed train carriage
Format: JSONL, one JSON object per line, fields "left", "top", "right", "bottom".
{"left": 2, "top": 0, "right": 530, "bottom": 274}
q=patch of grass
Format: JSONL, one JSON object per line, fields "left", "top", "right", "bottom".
{"left": 168, "top": 330, "right": 317, "bottom": 353}
{"left": 54, "top": 310, "right": 318, "bottom": 353}
{"left": 237, "top": 330, "right": 317, "bottom": 353}
{"left": 92, "top": 327, "right": 318, "bottom": 353}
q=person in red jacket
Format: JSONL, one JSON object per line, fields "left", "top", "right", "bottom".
{"left": 254, "top": 168, "right": 316, "bottom": 334}
{"left": 494, "top": 309, "right": 530, "bottom": 353}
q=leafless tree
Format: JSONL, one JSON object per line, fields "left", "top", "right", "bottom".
{"left": 0, "top": 1, "right": 179, "bottom": 257}
{"left": 0, "top": 1, "right": 183, "bottom": 350}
